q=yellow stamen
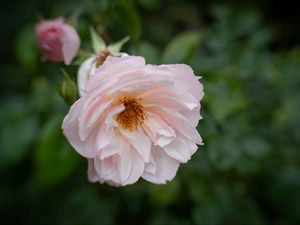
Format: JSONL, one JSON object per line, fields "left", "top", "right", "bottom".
{"left": 116, "top": 97, "right": 145, "bottom": 131}
{"left": 96, "top": 49, "right": 112, "bottom": 68}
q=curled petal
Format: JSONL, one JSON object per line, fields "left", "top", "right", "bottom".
{"left": 142, "top": 113, "right": 175, "bottom": 148}
{"left": 119, "top": 128, "right": 151, "bottom": 163}
{"left": 164, "top": 137, "right": 191, "bottom": 163}
{"left": 77, "top": 56, "right": 97, "bottom": 97}
{"left": 87, "top": 158, "right": 100, "bottom": 183}
{"left": 87, "top": 56, "right": 146, "bottom": 92}
{"left": 157, "top": 64, "right": 204, "bottom": 102}
{"left": 142, "top": 146, "right": 180, "bottom": 184}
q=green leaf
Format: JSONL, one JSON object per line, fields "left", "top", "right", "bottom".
{"left": 0, "top": 98, "right": 38, "bottom": 169}
{"left": 150, "top": 179, "right": 180, "bottom": 206}
{"left": 242, "top": 136, "right": 270, "bottom": 159}
{"left": 208, "top": 135, "right": 241, "bottom": 170}
{"left": 90, "top": 26, "right": 106, "bottom": 53}
{"left": 67, "top": 8, "right": 82, "bottom": 28}
{"left": 73, "top": 50, "right": 95, "bottom": 65}
{"left": 130, "top": 41, "right": 160, "bottom": 64}
{"left": 15, "top": 24, "right": 38, "bottom": 72}
{"left": 162, "top": 31, "right": 202, "bottom": 64}
{"left": 114, "top": 4, "right": 141, "bottom": 42}
{"left": 137, "top": 0, "right": 159, "bottom": 10}
{"left": 205, "top": 79, "right": 246, "bottom": 121}
{"left": 35, "top": 115, "right": 80, "bottom": 187}
{"left": 108, "top": 36, "right": 130, "bottom": 55}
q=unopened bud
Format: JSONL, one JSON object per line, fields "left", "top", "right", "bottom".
{"left": 35, "top": 17, "right": 80, "bottom": 65}
{"left": 59, "top": 69, "right": 77, "bottom": 105}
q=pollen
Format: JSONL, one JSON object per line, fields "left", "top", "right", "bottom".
{"left": 116, "top": 97, "right": 145, "bottom": 131}
{"left": 96, "top": 49, "right": 112, "bottom": 68}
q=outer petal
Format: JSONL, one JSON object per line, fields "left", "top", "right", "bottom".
{"left": 142, "top": 146, "right": 180, "bottom": 184}
{"left": 78, "top": 98, "right": 112, "bottom": 141}
{"left": 116, "top": 139, "right": 132, "bottom": 183}
{"left": 123, "top": 150, "right": 144, "bottom": 185}
{"left": 93, "top": 137, "right": 145, "bottom": 186}
{"left": 62, "top": 98, "right": 84, "bottom": 126}
{"left": 87, "top": 56, "right": 146, "bottom": 92}
{"left": 157, "top": 64, "right": 204, "bottom": 102}
{"left": 63, "top": 118, "right": 97, "bottom": 158}
{"left": 61, "top": 24, "right": 80, "bottom": 65}
{"left": 87, "top": 158, "right": 100, "bottom": 183}
{"left": 94, "top": 156, "right": 118, "bottom": 183}
{"left": 151, "top": 107, "right": 203, "bottom": 144}
{"left": 163, "top": 137, "right": 191, "bottom": 163}
{"left": 62, "top": 99, "right": 95, "bottom": 158}
{"left": 77, "top": 56, "right": 97, "bottom": 97}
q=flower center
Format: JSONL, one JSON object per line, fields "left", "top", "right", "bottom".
{"left": 96, "top": 49, "right": 112, "bottom": 68}
{"left": 116, "top": 97, "right": 145, "bottom": 131}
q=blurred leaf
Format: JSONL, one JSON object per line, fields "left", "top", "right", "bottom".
{"left": 30, "top": 77, "right": 66, "bottom": 115}
{"left": 35, "top": 115, "right": 80, "bottom": 187}
{"left": 232, "top": 9, "right": 261, "bottom": 37}
{"left": 73, "top": 50, "right": 94, "bottom": 65}
{"left": 162, "top": 31, "right": 201, "bottom": 64}
{"left": 60, "top": 186, "right": 117, "bottom": 225}
{"left": 0, "top": 98, "right": 38, "bottom": 169}
{"left": 267, "top": 168, "right": 300, "bottom": 224}
{"left": 90, "top": 26, "right": 106, "bottom": 53}
{"left": 114, "top": 4, "right": 141, "bottom": 42}
{"left": 150, "top": 179, "right": 180, "bottom": 206}
{"left": 130, "top": 41, "right": 160, "bottom": 64}
{"left": 192, "top": 204, "right": 220, "bottom": 225}
{"left": 242, "top": 136, "right": 270, "bottom": 159}
{"left": 67, "top": 7, "right": 82, "bottom": 28}
{"left": 15, "top": 24, "right": 38, "bottom": 72}
{"left": 205, "top": 79, "right": 246, "bottom": 121}
{"left": 137, "top": 0, "right": 159, "bottom": 10}
{"left": 208, "top": 135, "right": 241, "bottom": 170}
{"left": 150, "top": 212, "right": 189, "bottom": 225}
{"left": 108, "top": 36, "right": 130, "bottom": 54}
{"left": 248, "top": 28, "right": 273, "bottom": 49}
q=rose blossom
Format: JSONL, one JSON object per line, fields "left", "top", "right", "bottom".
{"left": 35, "top": 17, "right": 80, "bottom": 65}
{"left": 62, "top": 55, "right": 204, "bottom": 186}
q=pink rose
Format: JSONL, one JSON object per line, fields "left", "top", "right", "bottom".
{"left": 35, "top": 17, "right": 80, "bottom": 65}
{"left": 62, "top": 56, "right": 204, "bottom": 186}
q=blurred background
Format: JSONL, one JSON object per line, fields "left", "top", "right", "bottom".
{"left": 0, "top": 0, "right": 300, "bottom": 224}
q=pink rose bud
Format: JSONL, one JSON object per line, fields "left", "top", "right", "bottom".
{"left": 35, "top": 17, "right": 80, "bottom": 65}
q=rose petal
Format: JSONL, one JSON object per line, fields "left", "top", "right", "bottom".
{"left": 119, "top": 128, "right": 151, "bottom": 163}
{"left": 164, "top": 137, "right": 191, "bottom": 163}
{"left": 87, "top": 56, "right": 146, "bottom": 92}
{"left": 158, "top": 64, "right": 204, "bottom": 102}
{"left": 142, "top": 146, "right": 180, "bottom": 184}
{"left": 142, "top": 112, "right": 175, "bottom": 148}
{"left": 61, "top": 24, "right": 80, "bottom": 65}
{"left": 77, "top": 56, "right": 97, "bottom": 97}
{"left": 87, "top": 158, "right": 100, "bottom": 183}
